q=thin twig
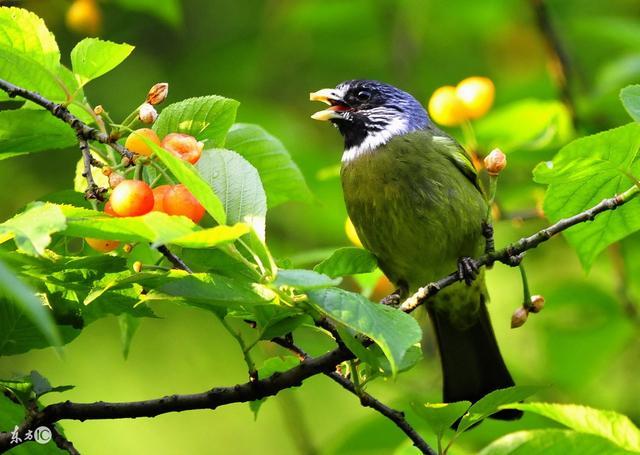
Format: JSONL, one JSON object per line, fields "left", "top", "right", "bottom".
{"left": 78, "top": 135, "right": 107, "bottom": 203}
{"left": 155, "top": 245, "right": 193, "bottom": 273}
{"left": 50, "top": 425, "right": 81, "bottom": 455}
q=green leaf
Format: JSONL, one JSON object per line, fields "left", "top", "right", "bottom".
{"left": 59, "top": 204, "right": 198, "bottom": 244}
{"left": 0, "top": 203, "right": 66, "bottom": 256}
{"left": 196, "top": 149, "right": 267, "bottom": 238}
{"left": 167, "top": 223, "right": 250, "bottom": 248}
{"left": 225, "top": 123, "right": 312, "bottom": 207}
{"left": 412, "top": 401, "right": 471, "bottom": 436}
{"left": 0, "top": 110, "right": 76, "bottom": 160}
{"left": 70, "top": 38, "right": 134, "bottom": 88}
{"left": 153, "top": 95, "right": 240, "bottom": 148}
{"left": 119, "top": 313, "right": 141, "bottom": 360}
{"left": 313, "top": 247, "right": 378, "bottom": 278}
{"left": 273, "top": 269, "right": 341, "bottom": 290}
{"left": 307, "top": 288, "right": 421, "bottom": 376}
{"left": 479, "top": 429, "right": 634, "bottom": 455}
{"left": 0, "top": 7, "right": 67, "bottom": 102}
{"left": 457, "top": 385, "right": 541, "bottom": 433}
{"left": 533, "top": 123, "right": 640, "bottom": 269}
{"left": 620, "top": 85, "right": 640, "bottom": 122}
{"left": 148, "top": 143, "right": 227, "bottom": 225}
{"left": 142, "top": 272, "right": 276, "bottom": 309}
{"left": 503, "top": 403, "right": 640, "bottom": 452}
{"left": 475, "top": 99, "right": 573, "bottom": 153}
{"left": 250, "top": 356, "right": 300, "bottom": 418}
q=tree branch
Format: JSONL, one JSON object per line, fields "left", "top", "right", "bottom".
{"left": 78, "top": 135, "right": 107, "bottom": 202}
{"left": 272, "top": 337, "right": 436, "bottom": 455}
{"left": 0, "top": 78, "right": 134, "bottom": 161}
{"left": 400, "top": 185, "right": 639, "bottom": 312}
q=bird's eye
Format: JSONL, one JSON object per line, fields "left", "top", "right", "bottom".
{"left": 356, "top": 90, "right": 371, "bottom": 102}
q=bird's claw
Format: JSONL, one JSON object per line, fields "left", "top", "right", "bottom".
{"left": 457, "top": 257, "right": 479, "bottom": 286}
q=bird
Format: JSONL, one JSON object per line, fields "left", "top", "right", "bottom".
{"left": 310, "top": 80, "right": 521, "bottom": 420}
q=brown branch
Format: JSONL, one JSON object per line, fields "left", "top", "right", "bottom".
{"left": 50, "top": 425, "right": 81, "bottom": 455}
{"left": 272, "top": 337, "right": 436, "bottom": 455}
{"left": 0, "top": 78, "right": 134, "bottom": 161}
{"left": 155, "top": 245, "right": 193, "bottom": 273}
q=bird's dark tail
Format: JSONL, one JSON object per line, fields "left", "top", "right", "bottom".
{"left": 428, "top": 295, "right": 522, "bottom": 421}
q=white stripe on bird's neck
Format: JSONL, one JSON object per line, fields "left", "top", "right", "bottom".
{"left": 341, "top": 116, "right": 410, "bottom": 164}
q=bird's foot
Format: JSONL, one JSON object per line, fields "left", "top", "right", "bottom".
{"left": 380, "top": 291, "right": 402, "bottom": 307}
{"left": 457, "top": 256, "right": 479, "bottom": 286}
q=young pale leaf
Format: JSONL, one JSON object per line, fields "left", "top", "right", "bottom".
{"left": 0, "top": 110, "right": 76, "bottom": 160}
{"left": 274, "top": 269, "right": 341, "bottom": 290}
{"left": 153, "top": 95, "right": 239, "bottom": 148}
{"left": 503, "top": 402, "right": 640, "bottom": 452}
{"left": 307, "top": 288, "right": 422, "bottom": 376}
{"left": 250, "top": 356, "right": 300, "bottom": 418}
{"left": 313, "top": 247, "right": 378, "bottom": 278}
{"left": 457, "top": 385, "right": 541, "bottom": 433}
{"left": 60, "top": 205, "right": 198, "bottom": 244}
{"left": 148, "top": 143, "right": 227, "bottom": 225}
{"left": 70, "top": 38, "right": 134, "bottom": 88}
{"left": 533, "top": 123, "right": 640, "bottom": 269}
{"left": 0, "top": 259, "right": 61, "bottom": 352}
{"left": 475, "top": 99, "right": 573, "bottom": 153}
{"left": 74, "top": 156, "right": 109, "bottom": 192}
{"left": 0, "top": 7, "right": 67, "bottom": 102}
{"left": 620, "top": 85, "right": 640, "bottom": 122}
{"left": 0, "top": 202, "right": 66, "bottom": 256}
{"left": 411, "top": 401, "right": 471, "bottom": 436}
{"left": 479, "top": 429, "right": 633, "bottom": 455}
{"left": 225, "top": 123, "right": 312, "bottom": 207}
{"left": 196, "top": 149, "right": 267, "bottom": 238}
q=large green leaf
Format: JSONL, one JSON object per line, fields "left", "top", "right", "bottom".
{"left": 0, "top": 110, "right": 76, "bottom": 160}
{"left": 0, "top": 203, "right": 66, "bottom": 256}
{"left": 504, "top": 403, "right": 640, "bottom": 452}
{"left": 0, "top": 7, "right": 67, "bottom": 102}
{"left": 533, "top": 123, "right": 640, "bottom": 269}
{"left": 148, "top": 143, "right": 227, "bottom": 225}
{"left": 307, "top": 287, "right": 421, "bottom": 376}
{"left": 153, "top": 95, "right": 239, "bottom": 148}
{"left": 313, "top": 247, "right": 378, "bottom": 278}
{"left": 475, "top": 99, "right": 573, "bottom": 153}
{"left": 456, "top": 386, "right": 541, "bottom": 433}
{"left": 479, "top": 429, "right": 633, "bottom": 455}
{"left": 70, "top": 38, "right": 134, "bottom": 88}
{"left": 225, "top": 123, "right": 312, "bottom": 207}
{"left": 0, "top": 259, "right": 61, "bottom": 352}
{"left": 196, "top": 149, "right": 267, "bottom": 238}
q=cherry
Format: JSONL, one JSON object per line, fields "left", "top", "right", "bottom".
{"left": 163, "top": 184, "right": 205, "bottom": 223}
{"left": 109, "top": 180, "right": 154, "bottom": 217}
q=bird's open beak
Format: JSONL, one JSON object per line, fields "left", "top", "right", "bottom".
{"left": 309, "top": 88, "right": 349, "bottom": 121}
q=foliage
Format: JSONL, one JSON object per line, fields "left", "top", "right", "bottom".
{"left": 0, "top": 3, "right": 639, "bottom": 455}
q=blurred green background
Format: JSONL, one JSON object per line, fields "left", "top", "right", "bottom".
{"left": 1, "top": 0, "right": 639, "bottom": 453}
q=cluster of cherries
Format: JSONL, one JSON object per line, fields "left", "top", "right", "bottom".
{"left": 85, "top": 129, "right": 206, "bottom": 253}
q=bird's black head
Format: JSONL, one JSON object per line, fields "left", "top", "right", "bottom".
{"left": 310, "top": 80, "right": 429, "bottom": 160}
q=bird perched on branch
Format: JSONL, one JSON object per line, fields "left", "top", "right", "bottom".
{"left": 310, "top": 80, "right": 521, "bottom": 420}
